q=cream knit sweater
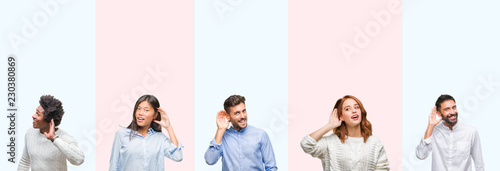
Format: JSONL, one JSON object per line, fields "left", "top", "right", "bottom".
{"left": 17, "top": 128, "right": 85, "bottom": 171}
{"left": 301, "top": 134, "right": 389, "bottom": 171}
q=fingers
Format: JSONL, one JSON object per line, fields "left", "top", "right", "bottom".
{"left": 50, "top": 119, "right": 55, "bottom": 130}
{"left": 158, "top": 107, "right": 167, "bottom": 115}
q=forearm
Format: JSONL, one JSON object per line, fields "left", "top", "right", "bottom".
{"left": 53, "top": 138, "right": 84, "bottom": 165}
{"left": 415, "top": 137, "right": 432, "bottom": 160}
{"left": 424, "top": 124, "right": 435, "bottom": 139}
{"left": 17, "top": 146, "right": 30, "bottom": 171}
{"left": 204, "top": 139, "right": 223, "bottom": 165}
{"left": 214, "top": 128, "right": 226, "bottom": 144}
{"left": 165, "top": 125, "right": 178, "bottom": 147}
{"left": 309, "top": 124, "right": 335, "bottom": 141}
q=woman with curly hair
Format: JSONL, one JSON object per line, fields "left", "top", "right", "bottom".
{"left": 301, "top": 95, "right": 389, "bottom": 171}
{"left": 18, "top": 95, "right": 85, "bottom": 171}
{"left": 109, "top": 94, "right": 182, "bottom": 171}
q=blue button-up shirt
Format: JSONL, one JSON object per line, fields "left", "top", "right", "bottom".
{"left": 204, "top": 125, "right": 278, "bottom": 171}
{"left": 109, "top": 128, "right": 183, "bottom": 171}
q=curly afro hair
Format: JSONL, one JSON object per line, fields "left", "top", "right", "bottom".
{"left": 39, "top": 95, "right": 65, "bottom": 126}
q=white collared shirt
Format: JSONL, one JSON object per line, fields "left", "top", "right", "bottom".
{"left": 416, "top": 121, "right": 484, "bottom": 171}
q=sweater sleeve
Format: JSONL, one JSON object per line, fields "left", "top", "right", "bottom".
{"left": 17, "top": 142, "right": 30, "bottom": 171}
{"left": 375, "top": 144, "right": 390, "bottom": 171}
{"left": 300, "top": 135, "right": 328, "bottom": 159}
{"left": 52, "top": 134, "right": 85, "bottom": 166}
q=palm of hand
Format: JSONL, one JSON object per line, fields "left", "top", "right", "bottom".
{"left": 329, "top": 109, "right": 343, "bottom": 128}
{"left": 217, "top": 111, "right": 229, "bottom": 129}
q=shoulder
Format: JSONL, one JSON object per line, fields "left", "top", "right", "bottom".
{"left": 24, "top": 127, "right": 37, "bottom": 139}
{"left": 318, "top": 134, "right": 341, "bottom": 144}
{"left": 248, "top": 125, "right": 265, "bottom": 134}
{"left": 247, "top": 125, "right": 270, "bottom": 140}
{"left": 52, "top": 128, "right": 80, "bottom": 143}
{"left": 366, "top": 135, "right": 384, "bottom": 147}
{"left": 459, "top": 122, "right": 476, "bottom": 130}
{"left": 25, "top": 127, "right": 36, "bottom": 135}
{"left": 114, "top": 128, "right": 132, "bottom": 138}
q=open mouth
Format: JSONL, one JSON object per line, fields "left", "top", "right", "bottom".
{"left": 137, "top": 117, "right": 145, "bottom": 122}
{"left": 448, "top": 115, "right": 457, "bottom": 120}
{"left": 351, "top": 114, "right": 359, "bottom": 120}
{"left": 238, "top": 119, "right": 246, "bottom": 125}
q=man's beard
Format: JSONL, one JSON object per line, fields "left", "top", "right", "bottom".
{"left": 442, "top": 112, "right": 458, "bottom": 125}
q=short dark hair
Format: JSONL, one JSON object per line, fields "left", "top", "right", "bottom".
{"left": 224, "top": 95, "right": 246, "bottom": 113}
{"left": 435, "top": 94, "right": 456, "bottom": 112}
{"left": 39, "top": 95, "right": 65, "bottom": 126}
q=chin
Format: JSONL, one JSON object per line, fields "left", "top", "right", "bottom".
{"left": 239, "top": 124, "right": 247, "bottom": 129}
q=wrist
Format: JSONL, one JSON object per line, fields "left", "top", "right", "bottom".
{"left": 50, "top": 135, "right": 59, "bottom": 142}
{"left": 325, "top": 124, "right": 336, "bottom": 130}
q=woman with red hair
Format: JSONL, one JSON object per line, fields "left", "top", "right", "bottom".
{"left": 301, "top": 95, "right": 389, "bottom": 170}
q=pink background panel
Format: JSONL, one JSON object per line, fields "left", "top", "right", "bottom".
{"left": 289, "top": 0, "right": 402, "bottom": 170}
{"left": 96, "top": 1, "right": 194, "bottom": 170}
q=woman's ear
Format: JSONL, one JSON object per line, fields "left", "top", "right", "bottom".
{"left": 154, "top": 111, "right": 159, "bottom": 120}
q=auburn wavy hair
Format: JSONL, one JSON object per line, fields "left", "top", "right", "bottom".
{"left": 333, "top": 95, "right": 372, "bottom": 143}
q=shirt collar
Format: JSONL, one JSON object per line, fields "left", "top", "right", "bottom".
{"left": 228, "top": 125, "right": 248, "bottom": 133}
{"left": 439, "top": 120, "right": 460, "bottom": 131}
{"left": 125, "top": 128, "right": 156, "bottom": 137}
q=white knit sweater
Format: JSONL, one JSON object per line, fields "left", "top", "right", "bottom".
{"left": 17, "top": 128, "right": 85, "bottom": 171}
{"left": 301, "top": 134, "right": 390, "bottom": 171}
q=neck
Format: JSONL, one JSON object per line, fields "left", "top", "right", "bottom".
{"left": 39, "top": 127, "right": 50, "bottom": 134}
{"left": 347, "top": 124, "right": 362, "bottom": 137}
{"left": 443, "top": 121, "right": 457, "bottom": 130}
{"left": 138, "top": 126, "right": 149, "bottom": 137}
{"left": 232, "top": 126, "right": 242, "bottom": 132}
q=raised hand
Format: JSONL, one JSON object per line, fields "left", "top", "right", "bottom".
{"left": 154, "top": 107, "right": 171, "bottom": 128}
{"left": 328, "top": 108, "right": 343, "bottom": 129}
{"left": 44, "top": 119, "right": 56, "bottom": 140}
{"left": 216, "top": 110, "right": 230, "bottom": 130}
{"left": 428, "top": 106, "right": 442, "bottom": 126}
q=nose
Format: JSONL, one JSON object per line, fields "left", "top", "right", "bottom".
{"left": 32, "top": 114, "right": 36, "bottom": 119}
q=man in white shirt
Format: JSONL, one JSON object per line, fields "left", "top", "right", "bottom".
{"left": 416, "top": 94, "right": 484, "bottom": 171}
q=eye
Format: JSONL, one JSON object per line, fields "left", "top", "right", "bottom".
{"left": 345, "top": 108, "right": 350, "bottom": 111}
{"left": 355, "top": 106, "right": 360, "bottom": 109}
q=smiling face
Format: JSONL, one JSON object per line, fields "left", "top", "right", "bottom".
{"left": 437, "top": 100, "right": 458, "bottom": 126}
{"left": 32, "top": 105, "right": 49, "bottom": 129}
{"left": 227, "top": 103, "right": 247, "bottom": 131}
{"left": 135, "top": 101, "right": 157, "bottom": 129}
{"left": 341, "top": 98, "right": 362, "bottom": 127}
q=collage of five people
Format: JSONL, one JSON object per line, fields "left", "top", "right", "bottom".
{"left": 1, "top": 0, "right": 499, "bottom": 171}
